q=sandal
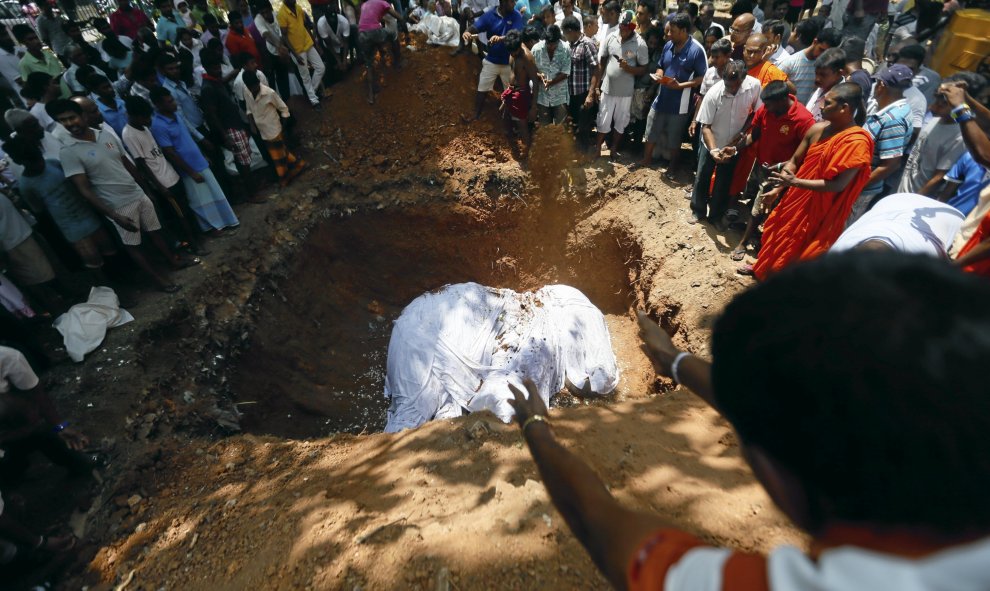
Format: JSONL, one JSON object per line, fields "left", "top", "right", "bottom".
{"left": 736, "top": 264, "right": 755, "bottom": 276}
{"left": 730, "top": 248, "right": 747, "bottom": 262}
{"left": 174, "top": 257, "right": 201, "bottom": 269}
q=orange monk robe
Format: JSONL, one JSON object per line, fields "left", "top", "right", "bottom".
{"left": 727, "top": 61, "right": 793, "bottom": 197}
{"left": 957, "top": 212, "right": 990, "bottom": 277}
{"left": 753, "top": 126, "right": 874, "bottom": 281}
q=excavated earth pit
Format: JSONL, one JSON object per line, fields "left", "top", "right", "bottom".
{"left": 229, "top": 197, "right": 659, "bottom": 439}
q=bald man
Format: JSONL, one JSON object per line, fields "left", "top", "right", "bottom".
{"left": 742, "top": 34, "right": 787, "bottom": 87}
{"left": 727, "top": 13, "right": 755, "bottom": 60}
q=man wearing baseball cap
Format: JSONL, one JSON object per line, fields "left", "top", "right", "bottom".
{"left": 585, "top": 9, "right": 648, "bottom": 160}
{"left": 846, "top": 63, "right": 914, "bottom": 226}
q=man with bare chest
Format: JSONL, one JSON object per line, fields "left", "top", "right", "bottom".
{"left": 501, "top": 29, "right": 539, "bottom": 158}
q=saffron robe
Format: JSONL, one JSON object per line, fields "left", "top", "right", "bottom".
{"left": 753, "top": 126, "right": 874, "bottom": 280}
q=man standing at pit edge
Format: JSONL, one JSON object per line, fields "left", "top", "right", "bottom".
{"left": 462, "top": 0, "right": 524, "bottom": 122}
{"left": 587, "top": 9, "right": 648, "bottom": 161}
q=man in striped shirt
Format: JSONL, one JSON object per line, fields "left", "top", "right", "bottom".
{"left": 776, "top": 26, "right": 840, "bottom": 104}
{"left": 846, "top": 63, "right": 914, "bottom": 225}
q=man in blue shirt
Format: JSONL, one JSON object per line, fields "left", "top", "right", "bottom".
{"left": 155, "top": 0, "right": 185, "bottom": 45}
{"left": 463, "top": 0, "right": 524, "bottom": 120}
{"left": 89, "top": 75, "right": 128, "bottom": 138}
{"left": 940, "top": 152, "right": 990, "bottom": 217}
{"left": 639, "top": 12, "right": 706, "bottom": 176}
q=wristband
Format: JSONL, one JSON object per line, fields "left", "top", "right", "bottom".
{"left": 953, "top": 110, "right": 975, "bottom": 124}
{"left": 951, "top": 103, "right": 971, "bottom": 116}
{"left": 522, "top": 414, "right": 549, "bottom": 433}
{"left": 52, "top": 421, "right": 68, "bottom": 433}
{"left": 670, "top": 351, "right": 691, "bottom": 385}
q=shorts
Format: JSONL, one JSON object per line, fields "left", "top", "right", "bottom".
{"left": 110, "top": 195, "right": 162, "bottom": 246}
{"left": 501, "top": 85, "right": 532, "bottom": 121}
{"left": 72, "top": 227, "right": 117, "bottom": 269}
{"left": 6, "top": 236, "right": 55, "bottom": 286}
{"left": 645, "top": 110, "right": 689, "bottom": 157}
{"left": 596, "top": 93, "right": 632, "bottom": 134}
{"left": 224, "top": 128, "right": 252, "bottom": 167}
{"left": 477, "top": 59, "right": 511, "bottom": 92}
{"left": 358, "top": 27, "right": 397, "bottom": 66}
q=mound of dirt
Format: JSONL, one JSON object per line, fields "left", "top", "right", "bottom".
{"left": 27, "top": 43, "right": 807, "bottom": 590}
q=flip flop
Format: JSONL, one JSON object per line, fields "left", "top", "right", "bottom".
{"left": 730, "top": 248, "right": 747, "bottom": 262}
{"left": 174, "top": 257, "right": 201, "bottom": 269}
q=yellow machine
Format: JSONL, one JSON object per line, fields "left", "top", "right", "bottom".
{"left": 931, "top": 8, "right": 990, "bottom": 77}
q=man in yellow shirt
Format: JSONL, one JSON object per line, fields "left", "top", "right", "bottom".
{"left": 277, "top": 0, "right": 325, "bottom": 107}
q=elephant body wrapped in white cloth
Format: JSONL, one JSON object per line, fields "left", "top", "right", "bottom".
{"left": 384, "top": 282, "right": 619, "bottom": 432}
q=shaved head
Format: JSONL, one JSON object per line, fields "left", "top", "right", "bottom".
{"left": 729, "top": 13, "right": 756, "bottom": 46}
{"left": 742, "top": 34, "right": 770, "bottom": 68}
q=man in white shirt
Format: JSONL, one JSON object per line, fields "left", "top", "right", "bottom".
{"left": 0, "top": 28, "right": 23, "bottom": 107}
{"left": 691, "top": 59, "right": 761, "bottom": 227}
{"left": 317, "top": 3, "right": 351, "bottom": 70}
{"left": 831, "top": 193, "right": 964, "bottom": 257}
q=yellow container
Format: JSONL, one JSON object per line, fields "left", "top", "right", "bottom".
{"left": 931, "top": 9, "right": 990, "bottom": 77}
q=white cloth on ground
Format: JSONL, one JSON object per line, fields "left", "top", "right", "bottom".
{"left": 383, "top": 283, "right": 619, "bottom": 433}
{"left": 408, "top": 14, "right": 460, "bottom": 47}
{"left": 53, "top": 287, "right": 134, "bottom": 362}
{"left": 830, "top": 193, "right": 965, "bottom": 258}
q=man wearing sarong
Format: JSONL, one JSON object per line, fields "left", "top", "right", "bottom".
{"left": 149, "top": 88, "right": 241, "bottom": 236}
{"left": 242, "top": 70, "right": 308, "bottom": 187}
{"left": 500, "top": 30, "right": 539, "bottom": 159}
{"left": 746, "top": 82, "right": 873, "bottom": 279}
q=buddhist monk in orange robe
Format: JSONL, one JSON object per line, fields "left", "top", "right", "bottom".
{"left": 749, "top": 83, "right": 874, "bottom": 280}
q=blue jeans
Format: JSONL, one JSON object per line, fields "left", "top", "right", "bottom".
{"left": 691, "top": 144, "right": 738, "bottom": 221}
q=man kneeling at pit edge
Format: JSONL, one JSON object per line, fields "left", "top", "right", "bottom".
{"left": 508, "top": 251, "right": 990, "bottom": 590}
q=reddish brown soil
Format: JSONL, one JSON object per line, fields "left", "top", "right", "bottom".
{"left": 18, "top": 41, "right": 807, "bottom": 591}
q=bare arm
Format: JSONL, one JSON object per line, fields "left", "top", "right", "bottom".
{"left": 917, "top": 170, "right": 949, "bottom": 197}
{"left": 68, "top": 173, "right": 137, "bottom": 231}
{"left": 772, "top": 164, "right": 863, "bottom": 193}
{"left": 161, "top": 146, "right": 203, "bottom": 180}
{"left": 941, "top": 84, "right": 990, "bottom": 168}
{"left": 133, "top": 157, "right": 169, "bottom": 194}
{"left": 936, "top": 179, "right": 960, "bottom": 203}
{"left": 865, "top": 156, "right": 902, "bottom": 187}
{"left": 507, "top": 379, "right": 671, "bottom": 591}
{"left": 955, "top": 239, "right": 990, "bottom": 268}
{"left": 701, "top": 123, "right": 718, "bottom": 151}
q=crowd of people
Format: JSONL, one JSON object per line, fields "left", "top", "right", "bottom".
{"left": 0, "top": 0, "right": 988, "bottom": 586}
{"left": 458, "top": 0, "right": 990, "bottom": 278}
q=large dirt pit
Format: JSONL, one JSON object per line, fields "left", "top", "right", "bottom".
{"left": 230, "top": 198, "right": 657, "bottom": 439}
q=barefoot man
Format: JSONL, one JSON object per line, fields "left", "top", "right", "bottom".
{"left": 500, "top": 29, "right": 539, "bottom": 158}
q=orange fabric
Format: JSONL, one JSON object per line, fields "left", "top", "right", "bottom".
{"left": 726, "top": 63, "right": 788, "bottom": 196}
{"left": 753, "top": 126, "right": 874, "bottom": 281}
{"left": 957, "top": 211, "right": 990, "bottom": 277}
{"left": 627, "top": 528, "right": 709, "bottom": 591}
{"left": 722, "top": 552, "right": 771, "bottom": 591}
{"left": 749, "top": 61, "right": 789, "bottom": 87}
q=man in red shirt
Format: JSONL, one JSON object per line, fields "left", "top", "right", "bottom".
{"left": 109, "top": 0, "right": 151, "bottom": 40}
{"left": 225, "top": 11, "right": 261, "bottom": 62}
{"left": 730, "top": 80, "right": 815, "bottom": 261}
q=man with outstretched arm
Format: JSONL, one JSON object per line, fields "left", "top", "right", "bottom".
{"left": 507, "top": 252, "right": 990, "bottom": 590}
